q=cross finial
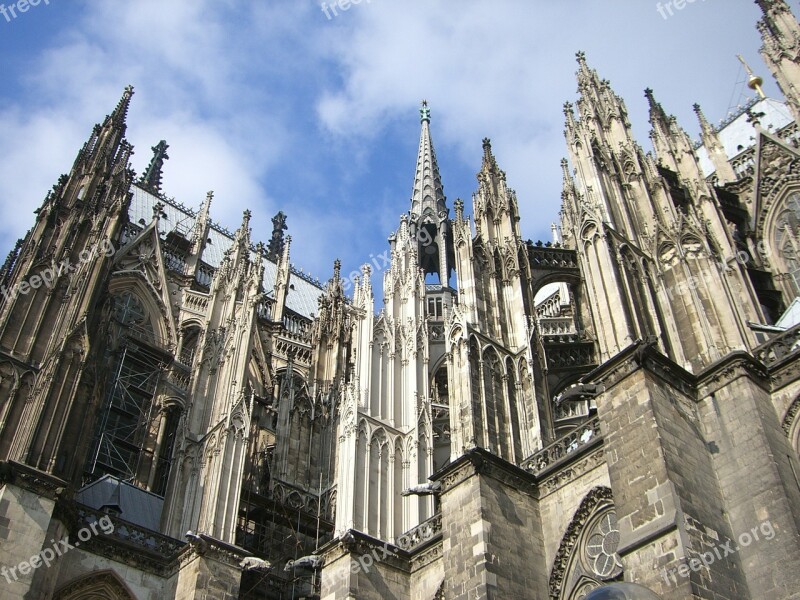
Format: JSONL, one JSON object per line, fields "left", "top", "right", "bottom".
{"left": 420, "top": 100, "right": 431, "bottom": 123}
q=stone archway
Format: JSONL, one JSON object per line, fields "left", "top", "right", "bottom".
{"left": 549, "top": 487, "right": 622, "bottom": 600}
{"left": 54, "top": 570, "right": 137, "bottom": 600}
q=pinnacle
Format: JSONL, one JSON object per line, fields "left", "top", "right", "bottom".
{"left": 410, "top": 102, "right": 446, "bottom": 216}
{"left": 111, "top": 85, "right": 134, "bottom": 125}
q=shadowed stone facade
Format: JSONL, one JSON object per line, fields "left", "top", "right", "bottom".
{"left": 2, "top": 1, "right": 800, "bottom": 598}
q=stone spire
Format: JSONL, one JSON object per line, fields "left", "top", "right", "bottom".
{"left": 645, "top": 87, "right": 682, "bottom": 160}
{"left": 645, "top": 87, "right": 698, "bottom": 179}
{"left": 757, "top": 0, "right": 800, "bottom": 122}
{"left": 574, "top": 51, "right": 632, "bottom": 139}
{"left": 268, "top": 211, "right": 288, "bottom": 260}
{"left": 694, "top": 103, "right": 737, "bottom": 184}
{"left": 111, "top": 84, "right": 134, "bottom": 127}
{"left": 410, "top": 100, "right": 447, "bottom": 217}
{"left": 138, "top": 140, "right": 169, "bottom": 195}
{"left": 71, "top": 85, "right": 134, "bottom": 183}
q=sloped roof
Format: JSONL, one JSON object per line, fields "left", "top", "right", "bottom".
{"left": 777, "top": 297, "right": 800, "bottom": 330}
{"left": 76, "top": 475, "right": 164, "bottom": 531}
{"left": 128, "top": 184, "right": 324, "bottom": 319}
{"left": 696, "top": 98, "right": 794, "bottom": 177}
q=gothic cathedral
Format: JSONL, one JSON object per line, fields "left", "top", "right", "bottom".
{"left": 2, "top": 2, "right": 800, "bottom": 599}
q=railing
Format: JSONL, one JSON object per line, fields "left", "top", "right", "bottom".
{"left": 167, "top": 363, "right": 191, "bottom": 393}
{"left": 178, "top": 345, "right": 195, "bottom": 367}
{"left": 288, "top": 266, "right": 324, "bottom": 288}
{"left": 521, "top": 416, "right": 601, "bottom": 475}
{"left": 730, "top": 147, "right": 756, "bottom": 179}
{"left": 538, "top": 317, "right": 575, "bottom": 336}
{"left": 553, "top": 400, "right": 590, "bottom": 421}
{"left": 778, "top": 121, "right": 800, "bottom": 147}
{"left": 535, "top": 290, "right": 563, "bottom": 318}
{"left": 196, "top": 263, "right": 215, "bottom": 288}
{"left": 283, "top": 313, "right": 310, "bottom": 336}
{"left": 75, "top": 504, "right": 185, "bottom": 559}
{"left": 396, "top": 512, "right": 442, "bottom": 551}
{"left": 274, "top": 336, "right": 312, "bottom": 364}
{"left": 542, "top": 342, "right": 595, "bottom": 368}
{"left": 183, "top": 290, "right": 209, "bottom": 316}
{"left": 164, "top": 248, "right": 187, "bottom": 274}
{"left": 527, "top": 243, "right": 579, "bottom": 270}
{"left": 753, "top": 323, "right": 800, "bottom": 366}
{"left": 256, "top": 297, "right": 275, "bottom": 321}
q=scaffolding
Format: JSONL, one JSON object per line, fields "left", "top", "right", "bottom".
{"left": 86, "top": 292, "right": 170, "bottom": 489}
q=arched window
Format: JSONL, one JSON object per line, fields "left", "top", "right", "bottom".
{"left": 432, "top": 363, "right": 450, "bottom": 472}
{"left": 113, "top": 291, "right": 155, "bottom": 343}
{"left": 87, "top": 291, "right": 163, "bottom": 488}
{"left": 469, "top": 339, "right": 484, "bottom": 449}
{"left": 54, "top": 570, "right": 136, "bottom": 600}
{"left": 482, "top": 349, "right": 509, "bottom": 459}
{"left": 550, "top": 488, "right": 623, "bottom": 600}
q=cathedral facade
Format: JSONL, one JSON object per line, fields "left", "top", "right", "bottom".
{"left": 2, "top": 1, "right": 800, "bottom": 598}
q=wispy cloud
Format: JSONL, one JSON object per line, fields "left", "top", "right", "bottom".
{"left": 0, "top": 0, "right": 787, "bottom": 285}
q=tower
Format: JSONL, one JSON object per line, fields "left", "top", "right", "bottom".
{"left": 334, "top": 103, "right": 458, "bottom": 542}
{"left": 757, "top": 0, "right": 800, "bottom": 122}
{"left": 0, "top": 87, "right": 139, "bottom": 599}
{"left": 409, "top": 100, "right": 455, "bottom": 288}
{"left": 0, "top": 86, "right": 135, "bottom": 481}
{"left": 561, "top": 54, "right": 765, "bottom": 372}
{"left": 162, "top": 212, "right": 264, "bottom": 543}
{"left": 447, "top": 138, "right": 543, "bottom": 462}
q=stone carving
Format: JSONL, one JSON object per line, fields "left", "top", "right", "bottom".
{"left": 548, "top": 486, "right": 617, "bottom": 600}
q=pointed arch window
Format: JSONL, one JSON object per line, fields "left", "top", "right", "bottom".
{"left": 86, "top": 291, "right": 166, "bottom": 490}
{"left": 113, "top": 291, "right": 156, "bottom": 343}
{"left": 550, "top": 488, "right": 623, "bottom": 600}
{"left": 469, "top": 339, "right": 484, "bottom": 449}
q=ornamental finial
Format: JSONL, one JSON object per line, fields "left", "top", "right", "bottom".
{"left": 420, "top": 100, "right": 431, "bottom": 123}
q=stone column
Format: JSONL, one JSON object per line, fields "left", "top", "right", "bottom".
{"left": 171, "top": 534, "right": 247, "bottom": 600}
{"left": 0, "top": 461, "right": 68, "bottom": 600}
{"left": 434, "top": 449, "right": 547, "bottom": 599}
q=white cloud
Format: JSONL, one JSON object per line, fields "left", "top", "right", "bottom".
{"left": 0, "top": 0, "right": 791, "bottom": 285}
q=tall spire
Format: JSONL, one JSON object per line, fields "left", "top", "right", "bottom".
{"left": 645, "top": 87, "right": 696, "bottom": 174}
{"left": 111, "top": 85, "right": 134, "bottom": 127}
{"left": 757, "top": 0, "right": 800, "bottom": 122}
{"left": 138, "top": 140, "right": 169, "bottom": 195}
{"left": 573, "top": 51, "right": 631, "bottom": 138}
{"left": 645, "top": 87, "right": 681, "bottom": 158}
{"left": 72, "top": 85, "right": 134, "bottom": 176}
{"left": 268, "top": 211, "right": 288, "bottom": 260}
{"left": 410, "top": 100, "right": 447, "bottom": 216}
{"left": 694, "top": 103, "right": 737, "bottom": 184}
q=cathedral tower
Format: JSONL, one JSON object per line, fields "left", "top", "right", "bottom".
{"left": 758, "top": 0, "right": 800, "bottom": 122}
{"left": 0, "top": 86, "right": 135, "bottom": 482}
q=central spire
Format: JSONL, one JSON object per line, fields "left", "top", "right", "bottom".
{"left": 410, "top": 100, "right": 447, "bottom": 216}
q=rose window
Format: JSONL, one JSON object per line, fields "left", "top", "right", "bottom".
{"left": 585, "top": 511, "right": 622, "bottom": 578}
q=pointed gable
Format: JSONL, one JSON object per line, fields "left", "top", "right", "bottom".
{"left": 752, "top": 129, "right": 800, "bottom": 233}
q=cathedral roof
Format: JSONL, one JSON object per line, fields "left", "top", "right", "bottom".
{"left": 128, "top": 184, "right": 325, "bottom": 318}
{"left": 695, "top": 97, "right": 794, "bottom": 177}
{"left": 75, "top": 474, "right": 164, "bottom": 531}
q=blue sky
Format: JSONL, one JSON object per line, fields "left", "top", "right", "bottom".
{"left": 0, "top": 0, "right": 792, "bottom": 289}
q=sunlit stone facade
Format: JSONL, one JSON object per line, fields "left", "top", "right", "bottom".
{"left": 2, "top": 2, "right": 800, "bottom": 598}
